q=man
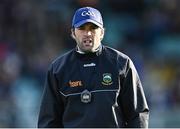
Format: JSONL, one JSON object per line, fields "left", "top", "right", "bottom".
{"left": 38, "top": 7, "right": 149, "bottom": 128}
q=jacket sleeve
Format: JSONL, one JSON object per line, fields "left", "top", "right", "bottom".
{"left": 119, "top": 58, "right": 149, "bottom": 128}
{"left": 38, "top": 64, "right": 64, "bottom": 128}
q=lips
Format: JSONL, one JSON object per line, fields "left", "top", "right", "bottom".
{"left": 83, "top": 39, "right": 93, "bottom": 46}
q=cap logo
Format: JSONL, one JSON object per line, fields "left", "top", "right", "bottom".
{"left": 81, "top": 10, "right": 95, "bottom": 17}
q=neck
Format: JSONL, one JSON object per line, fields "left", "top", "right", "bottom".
{"left": 76, "top": 44, "right": 102, "bottom": 54}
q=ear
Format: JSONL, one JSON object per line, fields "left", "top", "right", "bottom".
{"left": 71, "top": 28, "right": 76, "bottom": 39}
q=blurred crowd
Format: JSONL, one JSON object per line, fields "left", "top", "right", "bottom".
{"left": 0, "top": 0, "right": 180, "bottom": 127}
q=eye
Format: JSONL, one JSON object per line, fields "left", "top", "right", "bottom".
{"left": 77, "top": 24, "right": 99, "bottom": 30}
{"left": 91, "top": 25, "right": 99, "bottom": 30}
{"left": 77, "top": 26, "right": 85, "bottom": 30}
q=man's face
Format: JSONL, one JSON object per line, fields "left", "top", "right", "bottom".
{"left": 72, "top": 23, "right": 104, "bottom": 53}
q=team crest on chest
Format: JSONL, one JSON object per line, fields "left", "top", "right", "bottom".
{"left": 101, "top": 73, "right": 113, "bottom": 85}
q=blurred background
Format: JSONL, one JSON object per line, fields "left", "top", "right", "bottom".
{"left": 0, "top": 0, "right": 180, "bottom": 127}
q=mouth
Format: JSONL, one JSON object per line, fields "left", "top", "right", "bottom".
{"left": 83, "top": 39, "right": 93, "bottom": 46}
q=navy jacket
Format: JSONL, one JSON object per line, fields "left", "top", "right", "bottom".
{"left": 38, "top": 45, "right": 149, "bottom": 128}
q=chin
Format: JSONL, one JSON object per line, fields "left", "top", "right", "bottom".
{"left": 84, "top": 50, "right": 93, "bottom": 53}
{"left": 83, "top": 47, "right": 93, "bottom": 52}
{"left": 82, "top": 49, "right": 94, "bottom": 53}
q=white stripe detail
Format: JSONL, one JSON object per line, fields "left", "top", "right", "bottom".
{"left": 59, "top": 89, "right": 118, "bottom": 97}
{"left": 59, "top": 91, "right": 82, "bottom": 97}
{"left": 91, "top": 89, "right": 118, "bottom": 93}
{"left": 112, "top": 105, "right": 119, "bottom": 127}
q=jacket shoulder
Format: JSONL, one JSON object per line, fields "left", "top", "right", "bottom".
{"left": 49, "top": 49, "right": 75, "bottom": 73}
{"left": 104, "top": 46, "right": 129, "bottom": 61}
{"left": 103, "top": 46, "right": 131, "bottom": 74}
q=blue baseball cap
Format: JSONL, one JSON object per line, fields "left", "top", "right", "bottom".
{"left": 72, "top": 7, "right": 103, "bottom": 28}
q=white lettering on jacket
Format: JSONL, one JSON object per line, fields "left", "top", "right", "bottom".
{"left": 83, "top": 63, "right": 96, "bottom": 67}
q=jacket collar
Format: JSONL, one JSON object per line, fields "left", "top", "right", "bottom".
{"left": 76, "top": 44, "right": 103, "bottom": 56}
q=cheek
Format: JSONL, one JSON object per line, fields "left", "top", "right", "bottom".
{"left": 95, "top": 30, "right": 103, "bottom": 40}
{"left": 76, "top": 32, "right": 84, "bottom": 38}
{"left": 95, "top": 33, "right": 102, "bottom": 41}
{"left": 74, "top": 33, "right": 82, "bottom": 41}
{"left": 74, "top": 30, "right": 82, "bottom": 38}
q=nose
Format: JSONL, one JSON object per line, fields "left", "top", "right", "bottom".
{"left": 85, "top": 30, "right": 92, "bottom": 36}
